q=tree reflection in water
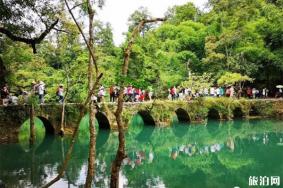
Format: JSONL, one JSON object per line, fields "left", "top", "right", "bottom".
{"left": 0, "top": 119, "right": 283, "bottom": 187}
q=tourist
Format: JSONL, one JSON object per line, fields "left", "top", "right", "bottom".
{"left": 91, "top": 94, "right": 97, "bottom": 103}
{"left": 109, "top": 85, "right": 115, "bottom": 102}
{"left": 279, "top": 88, "right": 283, "bottom": 98}
{"left": 262, "top": 88, "right": 268, "bottom": 98}
{"left": 98, "top": 85, "right": 105, "bottom": 102}
{"left": 252, "top": 88, "right": 256, "bottom": 99}
{"left": 225, "top": 87, "right": 230, "bottom": 97}
{"left": 38, "top": 81, "right": 45, "bottom": 104}
{"left": 31, "top": 81, "right": 38, "bottom": 94}
{"left": 56, "top": 84, "right": 64, "bottom": 103}
{"left": 123, "top": 86, "right": 128, "bottom": 101}
{"left": 139, "top": 91, "right": 145, "bottom": 102}
{"left": 148, "top": 88, "right": 153, "bottom": 101}
{"left": 113, "top": 86, "right": 119, "bottom": 101}
{"left": 210, "top": 87, "right": 215, "bottom": 97}
{"left": 170, "top": 86, "right": 177, "bottom": 101}
{"left": 0, "top": 84, "right": 10, "bottom": 105}
{"left": 127, "top": 85, "right": 134, "bottom": 102}
{"left": 216, "top": 87, "right": 220, "bottom": 97}
{"left": 219, "top": 87, "right": 224, "bottom": 97}
{"left": 247, "top": 87, "right": 252, "bottom": 98}
{"left": 134, "top": 88, "right": 141, "bottom": 102}
{"left": 230, "top": 86, "right": 234, "bottom": 98}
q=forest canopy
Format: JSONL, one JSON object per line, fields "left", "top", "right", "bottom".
{"left": 0, "top": 0, "right": 282, "bottom": 102}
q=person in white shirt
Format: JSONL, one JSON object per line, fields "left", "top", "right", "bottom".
{"left": 98, "top": 85, "right": 105, "bottom": 102}
{"left": 230, "top": 86, "right": 234, "bottom": 98}
{"left": 38, "top": 81, "right": 45, "bottom": 104}
{"left": 210, "top": 87, "right": 215, "bottom": 97}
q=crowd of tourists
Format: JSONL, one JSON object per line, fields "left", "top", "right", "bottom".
{"left": 91, "top": 85, "right": 154, "bottom": 103}
{"left": 0, "top": 81, "right": 64, "bottom": 105}
{"left": 168, "top": 85, "right": 283, "bottom": 101}
{"left": 1, "top": 81, "right": 283, "bottom": 105}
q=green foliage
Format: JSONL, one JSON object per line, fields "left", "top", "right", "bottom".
{"left": 217, "top": 72, "right": 253, "bottom": 87}
{"left": 181, "top": 73, "right": 213, "bottom": 92}
{"left": 1, "top": 0, "right": 283, "bottom": 99}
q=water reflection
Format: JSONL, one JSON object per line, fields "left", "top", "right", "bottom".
{"left": 0, "top": 119, "right": 283, "bottom": 187}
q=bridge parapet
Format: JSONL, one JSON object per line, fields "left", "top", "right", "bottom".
{"left": 0, "top": 99, "right": 283, "bottom": 143}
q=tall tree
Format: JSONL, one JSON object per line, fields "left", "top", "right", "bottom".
{"left": 111, "top": 17, "right": 165, "bottom": 188}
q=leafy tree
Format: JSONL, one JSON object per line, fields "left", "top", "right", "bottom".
{"left": 166, "top": 2, "right": 199, "bottom": 24}
{"left": 181, "top": 73, "right": 213, "bottom": 92}
{"left": 217, "top": 72, "right": 253, "bottom": 89}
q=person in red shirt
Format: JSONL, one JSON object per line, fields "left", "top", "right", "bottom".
{"left": 170, "top": 86, "right": 176, "bottom": 100}
{"left": 247, "top": 87, "right": 252, "bottom": 98}
{"left": 139, "top": 92, "right": 145, "bottom": 102}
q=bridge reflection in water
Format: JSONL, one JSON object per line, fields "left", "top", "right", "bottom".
{"left": 1, "top": 119, "right": 283, "bottom": 187}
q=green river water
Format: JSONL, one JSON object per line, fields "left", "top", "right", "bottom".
{"left": 0, "top": 115, "right": 283, "bottom": 188}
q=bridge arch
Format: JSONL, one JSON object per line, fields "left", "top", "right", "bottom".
{"left": 95, "top": 112, "right": 110, "bottom": 129}
{"left": 128, "top": 113, "right": 155, "bottom": 142}
{"left": 18, "top": 117, "right": 54, "bottom": 152}
{"left": 37, "top": 116, "right": 55, "bottom": 134}
{"left": 137, "top": 110, "right": 156, "bottom": 126}
{"left": 175, "top": 108, "right": 190, "bottom": 123}
{"left": 233, "top": 107, "right": 244, "bottom": 119}
{"left": 207, "top": 108, "right": 221, "bottom": 120}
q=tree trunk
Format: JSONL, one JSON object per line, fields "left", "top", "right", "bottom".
{"left": 0, "top": 57, "right": 7, "bottom": 87}
{"left": 42, "top": 0, "right": 103, "bottom": 187}
{"left": 29, "top": 105, "right": 35, "bottom": 146}
{"left": 85, "top": 1, "right": 97, "bottom": 187}
{"left": 60, "top": 75, "right": 70, "bottom": 136}
{"left": 110, "top": 91, "right": 126, "bottom": 188}
{"left": 110, "top": 18, "right": 165, "bottom": 188}
{"left": 60, "top": 103, "right": 66, "bottom": 136}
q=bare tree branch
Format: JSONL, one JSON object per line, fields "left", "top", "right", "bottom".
{"left": 0, "top": 19, "right": 59, "bottom": 53}
{"left": 53, "top": 27, "right": 70, "bottom": 34}
{"left": 70, "top": 2, "right": 87, "bottom": 10}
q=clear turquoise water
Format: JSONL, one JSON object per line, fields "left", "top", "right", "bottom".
{"left": 0, "top": 116, "right": 283, "bottom": 188}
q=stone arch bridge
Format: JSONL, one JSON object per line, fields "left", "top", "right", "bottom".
{"left": 0, "top": 99, "right": 282, "bottom": 143}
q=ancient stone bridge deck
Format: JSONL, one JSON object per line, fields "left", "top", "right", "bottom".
{"left": 1, "top": 99, "right": 283, "bottom": 143}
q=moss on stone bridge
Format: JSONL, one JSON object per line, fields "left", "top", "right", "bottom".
{"left": 0, "top": 98, "right": 283, "bottom": 143}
